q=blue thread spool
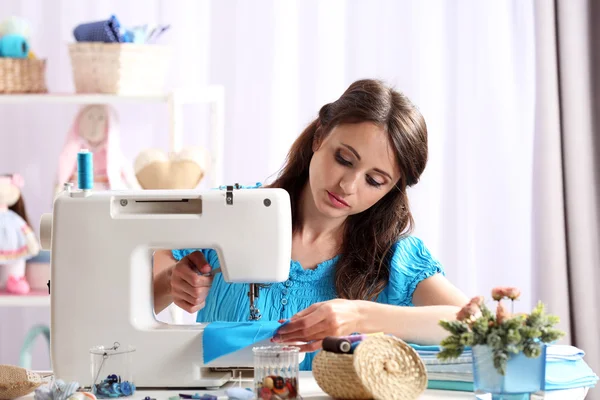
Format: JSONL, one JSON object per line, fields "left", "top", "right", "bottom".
{"left": 77, "top": 149, "right": 94, "bottom": 190}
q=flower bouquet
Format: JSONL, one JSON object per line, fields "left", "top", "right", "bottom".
{"left": 437, "top": 287, "right": 565, "bottom": 398}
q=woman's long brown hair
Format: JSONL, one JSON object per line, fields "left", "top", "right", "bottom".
{"left": 268, "top": 79, "right": 428, "bottom": 300}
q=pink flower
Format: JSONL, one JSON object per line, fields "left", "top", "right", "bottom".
{"left": 492, "top": 286, "right": 521, "bottom": 301}
{"left": 496, "top": 301, "right": 510, "bottom": 324}
{"left": 470, "top": 296, "right": 485, "bottom": 306}
{"left": 505, "top": 287, "right": 521, "bottom": 301}
{"left": 456, "top": 302, "right": 479, "bottom": 321}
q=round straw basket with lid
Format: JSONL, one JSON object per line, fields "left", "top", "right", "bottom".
{"left": 312, "top": 335, "right": 428, "bottom": 400}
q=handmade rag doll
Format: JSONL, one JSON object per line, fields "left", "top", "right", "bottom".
{"left": 55, "top": 104, "right": 138, "bottom": 194}
{"left": 0, "top": 173, "right": 40, "bottom": 294}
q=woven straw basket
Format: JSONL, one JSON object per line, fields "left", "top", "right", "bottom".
{"left": 0, "top": 58, "right": 48, "bottom": 93}
{"left": 68, "top": 42, "right": 169, "bottom": 95}
{"left": 313, "top": 335, "right": 428, "bottom": 400}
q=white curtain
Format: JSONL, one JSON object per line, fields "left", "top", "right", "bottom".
{"left": 0, "top": 0, "right": 537, "bottom": 369}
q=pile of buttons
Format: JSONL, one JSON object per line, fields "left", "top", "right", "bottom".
{"left": 93, "top": 374, "right": 135, "bottom": 398}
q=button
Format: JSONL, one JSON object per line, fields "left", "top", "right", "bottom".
{"left": 285, "top": 280, "right": 293, "bottom": 287}
{"left": 281, "top": 298, "right": 288, "bottom": 305}
{"left": 282, "top": 289, "right": 288, "bottom": 295}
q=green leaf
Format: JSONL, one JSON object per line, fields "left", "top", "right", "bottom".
{"left": 460, "top": 332, "right": 474, "bottom": 346}
{"left": 506, "top": 329, "right": 521, "bottom": 344}
{"left": 487, "top": 332, "right": 503, "bottom": 350}
{"left": 439, "top": 320, "right": 469, "bottom": 336}
{"left": 523, "top": 342, "right": 542, "bottom": 358}
{"left": 437, "top": 346, "right": 465, "bottom": 360}
{"left": 493, "top": 350, "right": 508, "bottom": 376}
{"left": 520, "top": 326, "right": 542, "bottom": 340}
{"left": 541, "top": 328, "right": 565, "bottom": 343}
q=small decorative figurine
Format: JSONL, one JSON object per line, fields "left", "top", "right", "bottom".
{"left": 55, "top": 104, "right": 138, "bottom": 194}
{"left": 0, "top": 173, "right": 40, "bottom": 294}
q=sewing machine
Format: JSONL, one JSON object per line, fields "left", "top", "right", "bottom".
{"left": 39, "top": 181, "right": 293, "bottom": 389}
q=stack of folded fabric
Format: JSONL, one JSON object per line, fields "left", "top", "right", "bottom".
{"left": 410, "top": 344, "right": 473, "bottom": 391}
{"left": 409, "top": 344, "right": 599, "bottom": 396}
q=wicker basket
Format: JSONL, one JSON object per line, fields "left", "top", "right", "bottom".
{"left": 68, "top": 42, "right": 170, "bottom": 95}
{"left": 312, "top": 335, "right": 428, "bottom": 400}
{"left": 0, "top": 58, "right": 48, "bottom": 93}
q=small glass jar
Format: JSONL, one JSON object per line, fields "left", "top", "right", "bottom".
{"left": 253, "top": 345, "right": 300, "bottom": 399}
{"left": 89, "top": 342, "right": 136, "bottom": 398}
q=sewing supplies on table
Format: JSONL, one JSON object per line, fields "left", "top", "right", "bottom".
{"left": 41, "top": 150, "right": 293, "bottom": 389}
{"left": 89, "top": 342, "right": 136, "bottom": 398}
{"left": 253, "top": 345, "right": 300, "bottom": 399}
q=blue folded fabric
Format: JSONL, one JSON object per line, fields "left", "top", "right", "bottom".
{"left": 545, "top": 358, "right": 599, "bottom": 390}
{"left": 546, "top": 345, "right": 586, "bottom": 362}
{"left": 202, "top": 321, "right": 285, "bottom": 364}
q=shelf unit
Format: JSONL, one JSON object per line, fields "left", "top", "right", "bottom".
{"left": 0, "top": 291, "right": 49, "bottom": 307}
{"left": 0, "top": 86, "right": 225, "bottom": 309}
{"left": 0, "top": 85, "right": 226, "bottom": 187}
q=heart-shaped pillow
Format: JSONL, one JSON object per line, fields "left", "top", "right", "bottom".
{"left": 134, "top": 147, "right": 210, "bottom": 190}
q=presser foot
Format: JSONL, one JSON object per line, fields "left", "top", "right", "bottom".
{"left": 249, "top": 305, "right": 262, "bottom": 321}
{"left": 248, "top": 283, "right": 262, "bottom": 320}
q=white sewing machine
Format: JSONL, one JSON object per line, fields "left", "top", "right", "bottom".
{"left": 39, "top": 181, "right": 292, "bottom": 389}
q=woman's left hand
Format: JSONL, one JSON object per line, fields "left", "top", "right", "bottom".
{"left": 273, "top": 299, "right": 364, "bottom": 352}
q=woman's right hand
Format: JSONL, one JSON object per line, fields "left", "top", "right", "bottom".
{"left": 170, "top": 251, "right": 214, "bottom": 313}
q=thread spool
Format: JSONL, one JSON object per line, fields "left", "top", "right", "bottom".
{"left": 77, "top": 150, "right": 94, "bottom": 190}
{"left": 0, "top": 34, "right": 29, "bottom": 58}
{"left": 322, "top": 337, "right": 352, "bottom": 354}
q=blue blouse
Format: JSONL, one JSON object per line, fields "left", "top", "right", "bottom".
{"left": 171, "top": 235, "right": 444, "bottom": 371}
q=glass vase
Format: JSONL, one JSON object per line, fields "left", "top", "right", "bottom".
{"left": 472, "top": 344, "right": 546, "bottom": 400}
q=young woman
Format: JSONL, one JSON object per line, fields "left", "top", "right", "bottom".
{"left": 153, "top": 78, "right": 469, "bottom": 370}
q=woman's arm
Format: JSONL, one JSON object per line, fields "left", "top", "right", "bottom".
{"left": 276, "top": 274, "right": 469, "bottom": 349}
{"left": 356, "top": 274, "right": 469, "bottom": 344}
{"left": 153, "top": 249, "right": 177, "bottom": 314}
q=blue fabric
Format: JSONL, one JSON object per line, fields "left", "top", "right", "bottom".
{"left": 172, "top": 202, "right": 444, "bottom": 369}
{"left": 203, "top": 321, "right": 285, "bottom": 364}
{"left": 545, "top": 358, "right": 599, "bottom": 390}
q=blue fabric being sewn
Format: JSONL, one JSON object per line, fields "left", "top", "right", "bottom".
{"left": 203, "top": 321, "right": 285, "bottom": 364}
{"left": 172, "top": 182, "right": 445, "bottom": 370}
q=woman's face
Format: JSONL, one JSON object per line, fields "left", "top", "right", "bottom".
{"left": 308, "top": 121, "right": 401, "bottom": 219}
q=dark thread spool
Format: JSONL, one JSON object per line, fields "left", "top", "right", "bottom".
{"left": 322, "top": 337, "right": 352, "bottom": 354}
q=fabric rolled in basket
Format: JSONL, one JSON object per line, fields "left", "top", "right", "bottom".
{"left": 313, "top": 335, "right": 428, "bottom": 400}
{"left": 0, "top": 34, "right": 29, "bottom": 58}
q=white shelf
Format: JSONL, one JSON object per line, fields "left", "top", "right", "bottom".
{"left": 0, "top": 86, "right": 224, "bottom": 104}
{"left": 0, "top": 85, "right": 226, "bottom": 188}
{"left": 0, "top": 291, "right": 50, "bottom": 307}
{"left": 0, "top": 93, "right": 169, "bottom": 104}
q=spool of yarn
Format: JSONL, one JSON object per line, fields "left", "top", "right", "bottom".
{"left": 77, "top": 150, "right": 94, "bottom": 190}
{"left": 0, "top": 16, "right": 31, "bottom": 40}
{"left": 0, "top": 34, "right": 29, "bottom": 58}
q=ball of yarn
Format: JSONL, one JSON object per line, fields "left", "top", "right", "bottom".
{"left": 0, "top": 16, "right": 31, "bottom": 40}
